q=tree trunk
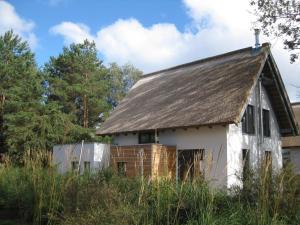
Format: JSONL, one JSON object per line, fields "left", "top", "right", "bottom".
{"left": 83, "top": 94, "right": 88, "bottom": 128}
{"left": 83, "top": 73, "right": 89, "bottom": 128}
{"left": 0, "top": 95, "right": 5, "bottom": 153}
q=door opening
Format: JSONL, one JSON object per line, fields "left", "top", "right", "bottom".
{"left": 178, "top": 149, "right": 204, "bottom": 182}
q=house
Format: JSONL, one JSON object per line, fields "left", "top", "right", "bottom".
{"left": 97, "top": 43, "right": 298, "bottom": 188}
{"left": 282, "top": 102, "right": 300, "bottom": 174}
{"left": 53, "top": 143, "right": 110, "bottom": 174}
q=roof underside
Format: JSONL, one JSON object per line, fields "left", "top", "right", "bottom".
{"left": 97, "top": 43, "right": 298, "bottom": 136}
{"left": 282, "top": 104, "right": 300, "bottom": 147}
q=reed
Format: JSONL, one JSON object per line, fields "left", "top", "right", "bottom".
{"left": 0, "top": 150, "right": 299, "bottom": 225}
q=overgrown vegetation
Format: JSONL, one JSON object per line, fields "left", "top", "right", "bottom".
{"left": 0, "top": 152, "right": 299, "bottom": 225}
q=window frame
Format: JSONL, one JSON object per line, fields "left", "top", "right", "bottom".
{"left": 117, "top": 161, "right": 127, "bottom": 176}
{"left": 84, "top": 161, "right": 91, "bottom": 172}
{"left": 263, "top": 109, "right": 271, "bottom": 137}
{"left": 71, "top": 161, "right": 79, "bottom": 171}
{"left": 242, "top": 105, "right": 255, "bottom": 135}
{"left": 242, "top": 149, "right": 250, "bottom": 182}
{"left": 138, "top": 131, "right": 155, "bottom": 144}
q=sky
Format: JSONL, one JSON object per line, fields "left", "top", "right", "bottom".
{"left": 1, "top": 0, "right": 300, "bottom": 101}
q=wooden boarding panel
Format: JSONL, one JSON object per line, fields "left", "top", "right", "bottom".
{"left": 110, "top": 144, "right": 176, "bottom": 180}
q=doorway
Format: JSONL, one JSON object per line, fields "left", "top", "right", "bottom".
{"left": 178, "top": 149, "right": 204, "bottom": 181}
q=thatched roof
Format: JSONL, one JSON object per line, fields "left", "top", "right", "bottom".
{"left": 282, "top": 103, "right": 300, "bottom": 147}
{"left": 97, "top": 43, "right": 298, "bottom": 136}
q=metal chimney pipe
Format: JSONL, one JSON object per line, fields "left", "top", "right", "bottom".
{"left": 254, "top": 29, "right": 260, "bottom": 48}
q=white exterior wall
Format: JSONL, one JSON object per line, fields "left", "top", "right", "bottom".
{"left": 227, "top": 84, "right": 282, "bottom": 188}
{"left": 283, "top": 148, "right": 300, "bottom": 174}
{"left": 113, "top": 133, "right": 138, "bottom": 145}
{"left": 53, "top": 143, "right": 110, "bottom": 174}
{"left": 113, "top": 126, "right": 228, "bottom": 188}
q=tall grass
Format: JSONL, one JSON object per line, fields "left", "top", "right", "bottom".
{"left": 0, "top": 151, "right": 299, "bottom": 225}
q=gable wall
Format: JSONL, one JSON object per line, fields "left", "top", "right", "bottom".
{"left": 227, "top": 82, "right": 282, "bottom": 188}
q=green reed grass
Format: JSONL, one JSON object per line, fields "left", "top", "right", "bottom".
{"left": 0, "top": 151, "right": 299, "bottom": 225}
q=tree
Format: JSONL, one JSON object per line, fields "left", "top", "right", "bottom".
{"left": 0, "top": 31, "right": 42, "bottom": 155}
{"left": 0, "top": 31, "right": 69, "bottom": 158}
{"left": 251, "top": 0, "right": 300, "bottom": 62}
{"left": 107, "top": 63, "right": 142, "bottom": 108}
{"left": 44, "top": 40, "right": 110, "bottom": 131}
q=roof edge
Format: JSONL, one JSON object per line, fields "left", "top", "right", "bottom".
{"left": 141, "top": 43, "right": 271, "bottom": 79}
{"left": 267, "top": 53, "right": 299, "bottom": 136}
{"left": 96, "top": 121, "right": 234, "bottom": 136}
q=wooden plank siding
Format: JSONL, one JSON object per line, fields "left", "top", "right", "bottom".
{"left": 110, "top": 144, "right": 176, "bottom": 180}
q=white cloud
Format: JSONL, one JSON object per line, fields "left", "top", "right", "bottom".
{"left": 50, "top": 22, "right": 93, "bottom": 44}
{"left": 50, "top": 0, "right": 300, "bottom": 101}
{"left": 0, "top": 1, "right": 37, "bottom": 48}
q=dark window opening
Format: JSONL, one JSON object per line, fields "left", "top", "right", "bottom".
{"left": 138, "top": 131, "right": 155, "bottom": 144}
{"left": 242, "top": 149, "right": 250, "bottom": 182}
{"left": 282, "top": 151, "right": 291, "bottom": 167}
{"left": 263, "top": 109, "right": 270, "bottom": 137}
{"left": 264, "top": 151, "right": 272, "bottom": 174}
{"left": 71, "top": 161, "right": 79, "bottom": 171}
{"left": 242, "top": 105, "right": 255, "bottom": 134}
{"left": 178, "top": 149, "right": 205, "bottom": 182}
{"left": 84, "top": 161, "right": 91, "bottom": 172}
{"left": 117, "top": 162, "right": 127, "bottom": 176}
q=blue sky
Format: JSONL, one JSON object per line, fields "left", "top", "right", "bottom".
{"left": 8, "top": 0, "right": 189, "bottom": 66}
{"left": 1, "top": 0, "right": 300, "bottom": 101}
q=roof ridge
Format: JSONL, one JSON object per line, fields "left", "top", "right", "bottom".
{"left": 141, "top": 42, "right": 270, "bottom": 79}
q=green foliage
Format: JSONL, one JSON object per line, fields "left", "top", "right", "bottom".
{"left": 44, "top": 40, "right": 110, "bottom": 129}
{"left": 1, "top": 151, "right": 299, "bottom": 225}
{"left": 0, "top": 31, "right": 62, "bottom": 156}
{"left": 107, "top": 62, "right": 142, "bottom": 108}
{"left": 250, "top": 0, "right": 300, "bottom": 62}
{"left": 0, "top": 31, "right": 140, "bottom": 158}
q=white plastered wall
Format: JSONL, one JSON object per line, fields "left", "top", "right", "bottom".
{"left": 53, "top": 143, "right": 110, "bottom": 174}
{"left": 113, "top": 126, "right": 228, "bottom": 188}
{"left": 227, "top": 83, "right": 282, "bottom": 188}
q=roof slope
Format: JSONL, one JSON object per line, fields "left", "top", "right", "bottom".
{"left": 282, "top": 103, "right": 300, "bottom": 147}
{"left": 97, "top": 44, "right": 270, "bottom": 135}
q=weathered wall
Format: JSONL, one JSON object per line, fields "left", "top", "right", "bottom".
{"left": 53, "top": 143, "right": 110, "bottom": 174}
{"left": 111, "top": 145, "right": 152, "bottom": 177}
{"left": 113, "top": 126, "right": 228, "bottom": 188}
{"left": 152, "top": 144, "right": 176, "bottom": 179}
{"left": 110, "top": 144, "right": 176, "bottom": 179}
{"left": 227, "top": 83, "right": 282, "bottom": 188}
{"left": 159, "top": 127, "right": 228, "bottom": 188}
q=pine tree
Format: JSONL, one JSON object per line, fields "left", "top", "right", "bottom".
{"left": 0, "top": 32, "right": 42, "bottom": 156}
{"left": 44, "top": 40, "right": 110, "bottom": 132}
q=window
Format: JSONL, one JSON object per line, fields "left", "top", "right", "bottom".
{"left": 178, "top": 149, "right": 205, "bottom": 181}
{"left": 264, "top": 151, "right": 272, "bottom": 173}
{"left": 71, "top": 161, "right": 79, "bottom": 171}
{"left": 242, "top": 149, "right": 250, "bottom": 182}
{"left": 84, "top": 161, "right": 91, "bottom": 172}
{"left": 242, "top": 105, "right": 255, "bottom": 134}
{"left": 138, "top": 132, "right": 155, "bottom": 144}
{"left": 282, "top": 150, "right": 291, "bottom": 167}
{"left": 117, "top": 162, "right": 127, "bottom": 176}
{"left": 263, "top": 109, "right": 270, "bottom": 137}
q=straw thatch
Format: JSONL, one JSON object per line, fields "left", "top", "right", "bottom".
{"left": 97, "top": 43, "right": 297, "bottom": 136}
